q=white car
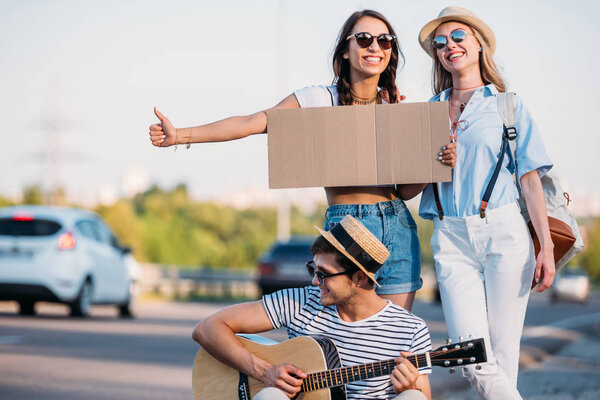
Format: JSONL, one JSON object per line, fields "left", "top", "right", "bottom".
{"left": 551, "top": 267, "right": 590, "bottom": 304}
{"left": 0, "top": 205, "right": 140, "bottom": 317}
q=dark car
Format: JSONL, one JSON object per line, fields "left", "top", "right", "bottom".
{"left": 257, "top": 237, "right": 316, "bottom": 295}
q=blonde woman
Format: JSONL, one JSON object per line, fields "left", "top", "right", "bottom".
{"left": 417, "top": 6, "right": 554, "bottom": 400}
{"left": 149, "top": 10, "right": 455, "bottom": 311}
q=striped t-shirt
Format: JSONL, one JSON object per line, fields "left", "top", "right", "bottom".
{"left": 262, "top": 286, "right": 432, "bottom": 399}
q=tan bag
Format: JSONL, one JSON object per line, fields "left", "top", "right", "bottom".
{"left": 527, "top": 218, "right": 577, "bottom": 288}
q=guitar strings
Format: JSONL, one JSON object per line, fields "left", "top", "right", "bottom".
{"left": 301, "top": 347, "right": 479, "bottom": 392}
{"left": 301, "top": 354, "right": 430, "bottom": 392}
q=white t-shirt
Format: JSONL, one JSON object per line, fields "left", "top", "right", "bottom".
{"left": 292, "top": 85, "right": 393, "bottom": 189}
{"left": 293, "top": 85, "right": 389, "bottom": 108}
{"left": 262, "top": 286, "right": 432, "bottom": 399}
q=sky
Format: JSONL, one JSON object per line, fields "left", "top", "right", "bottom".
{"left": 1, "top": 0, "right": 598, "bottom": 206}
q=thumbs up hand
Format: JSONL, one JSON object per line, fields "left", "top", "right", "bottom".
{"left": 149, "top": 107, "right": 177, "bottom": 147}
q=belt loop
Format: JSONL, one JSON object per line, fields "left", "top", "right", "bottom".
{"left": 358, "top": 204, "right": 363, "bottom": 219}
{"left": 391, "top": 198, "right": 400, "bottom": 215}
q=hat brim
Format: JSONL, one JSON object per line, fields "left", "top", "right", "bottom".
{"left": 314, "top": 225, "right": 380, "bottom": 287}
{"left": 418, "top": 15, "right": 496, "bottom": 58}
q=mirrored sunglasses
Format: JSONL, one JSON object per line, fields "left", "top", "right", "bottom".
{"left": 346, "top": 32, "right": 396, "bottom": 50}
{"left": 432, "top": 29, "right": 471, "bottom": 50}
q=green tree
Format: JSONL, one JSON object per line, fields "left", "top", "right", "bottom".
{"left": 414, "top": 214, "right": 434, "bottom": 269}
{"left": 22, "top": 184, "right": 44, "bottom": 205}
{"left": 96, "top": 200, "right": 145, "bottom": 261}
{"left": 0, "top": 195, "right": 13, "bottom": 208}
{"left": 574, "top": 217, "right": 600, "bottom": 282}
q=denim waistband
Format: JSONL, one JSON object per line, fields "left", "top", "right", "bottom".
{"left": 326, "top": 198, "right": 407, "bottom": 218}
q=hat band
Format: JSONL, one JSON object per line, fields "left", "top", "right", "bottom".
{"left": 330, "top": 223, "right": 383, "bottom": 273}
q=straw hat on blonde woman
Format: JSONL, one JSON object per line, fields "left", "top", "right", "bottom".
{"left": 417, "top": 6, "right": 554, "bottom": 400}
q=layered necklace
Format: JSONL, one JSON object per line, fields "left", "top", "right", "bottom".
{"left": 350, "top": 90, "right": 378, "bottom": 105}
{"left": 451, "top": 83, "right": 484, "bottom": 113}
{"left": 449, "top": 82, "right": 484, "bottom": 142}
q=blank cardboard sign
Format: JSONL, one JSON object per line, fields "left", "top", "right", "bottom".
{"left": 267, "top": 101, "right": 451, "bottom": 189}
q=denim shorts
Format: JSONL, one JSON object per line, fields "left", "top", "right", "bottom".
{"left": 324, "top": 198, "right": 422, "bottom": 295}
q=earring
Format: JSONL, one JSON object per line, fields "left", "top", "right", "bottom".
{"left": 479, "top": 47, "right": 482, "bottom": 52}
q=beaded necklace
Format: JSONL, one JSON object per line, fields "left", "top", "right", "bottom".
{"left": 350, "top": 90, "right": 378, "bottom": 105}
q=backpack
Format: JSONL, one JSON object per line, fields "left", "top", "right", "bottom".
{"left": 495, "top": 92, "right": 584, "bottom": 273}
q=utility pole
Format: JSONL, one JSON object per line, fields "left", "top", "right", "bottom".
{"left": 30, "top": 78, "right": 76, "bottom": 205}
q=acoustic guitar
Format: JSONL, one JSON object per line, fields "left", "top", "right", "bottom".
{"left": 192, "top": 334, "right": 486, "bottom": 400}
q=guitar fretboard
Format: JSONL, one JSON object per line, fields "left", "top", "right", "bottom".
{"left": 300, "top": 353, "right": 428, "bottom": 392}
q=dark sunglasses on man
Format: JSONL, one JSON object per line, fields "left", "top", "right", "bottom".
{"left": 346, "top": 32, "right": 396, "bottom": 50}
{"left": 431, "top": 29, "right": 473, "bottom": 49}
{"left": 306, "top": 260, "right": 358, "bottom": 286}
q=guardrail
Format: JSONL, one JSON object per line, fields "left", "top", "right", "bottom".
{"left": 139, "top": 263, "right": 259, "bottom": 300}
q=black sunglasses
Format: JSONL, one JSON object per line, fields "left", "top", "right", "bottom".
{"left": 346, "top": 32, "right": 396, "bottom": 50}
{"left": 431, "top": 29, "right": 472, "bottom": 50}
{"left": 306, "top": 261, "right": 356, "bottom": 286}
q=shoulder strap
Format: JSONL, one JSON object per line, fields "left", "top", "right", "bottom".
{"left": 496, "top": 92, "right": 516, "bottom": 129}
{"left": 478, "top": 92, "right": 518, "bottom": 218}
{"left": 497, "top": 92, "right": 519, "bottom": 177}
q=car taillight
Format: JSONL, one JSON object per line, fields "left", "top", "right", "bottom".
{"left": 13, "top": 213, "right": 34, "bottom": 221}
{"left": 259, "top": 262, "right": 275, "bottom": 275}
{"left": 58, "top": 233, "right": 76, "bottom": 250}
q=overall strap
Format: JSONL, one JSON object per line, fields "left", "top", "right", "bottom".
{"left": 433, "top": 183, "right": 444, "bottom": 220}
{"left": 479, "top": 92, "right": 518, "bottom": 218}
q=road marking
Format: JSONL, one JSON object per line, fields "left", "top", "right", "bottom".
{"left": 0, "top": 335, "right": 23, "bottom": 344}
{"left": 548, "top": 312, "right": 600, "bottom": 330}
{"left": 523, "top": 326, "right": 579, "bottom": 340}
{"left": 523, "top": 312, "right": 600, "bottom": 340}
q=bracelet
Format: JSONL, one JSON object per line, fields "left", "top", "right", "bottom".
{"left": 174, "top": 128, "right": 192, "bottom": 151}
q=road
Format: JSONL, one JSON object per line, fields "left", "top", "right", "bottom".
{"left": 0, "top": 292, "right": 599, "bottom": 400}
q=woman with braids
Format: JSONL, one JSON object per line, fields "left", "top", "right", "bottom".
{"left": 148, "top": 9, "right": 455, "bottom": 310}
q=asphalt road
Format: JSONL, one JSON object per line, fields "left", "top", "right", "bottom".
{"left": 0, "top": 292, "right": 599, "bottom": 400}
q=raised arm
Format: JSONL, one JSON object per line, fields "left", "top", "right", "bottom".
{"left": 192, "top": 300, "right": 306, "bottom": 397}
{"left": 149, "top": 94, "right": 300, "bottom": 147}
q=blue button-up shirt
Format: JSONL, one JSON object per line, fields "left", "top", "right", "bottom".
{"left": 419, "top": 84, "right": 553, "bottom": 220}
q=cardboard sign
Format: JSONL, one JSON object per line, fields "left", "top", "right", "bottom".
{"left": 267, "top": 101, "right": 451, "bottom": 189}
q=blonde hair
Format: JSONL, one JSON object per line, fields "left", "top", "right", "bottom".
{"left": 431, "top": 23, "right": 506, "bottom": 94}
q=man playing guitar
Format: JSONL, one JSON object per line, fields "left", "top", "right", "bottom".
{"left": 193, "top": 215, "right": 431, "bottom": 399}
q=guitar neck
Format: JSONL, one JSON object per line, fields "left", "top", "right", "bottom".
{"left": 300, "top": 353, "right": 428, "bottom": 392}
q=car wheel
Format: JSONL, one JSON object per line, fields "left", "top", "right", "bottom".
{"left": 18, "top": 301, "right": 36, "bottom": 316}
{"left": 70, "top": 280, "right": 93, "bottom": 317}
{"left": 118, "top": 282, "right": 137, "bottom": 318}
